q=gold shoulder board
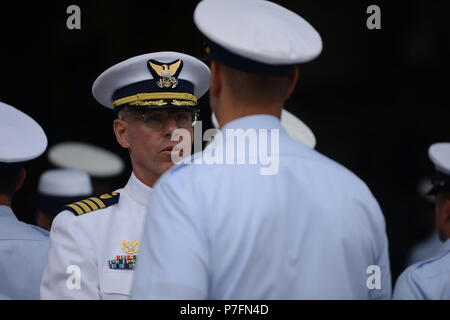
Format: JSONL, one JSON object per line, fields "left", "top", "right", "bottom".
{"left": 64, "top": 192, "right": 120, "bottom": 216}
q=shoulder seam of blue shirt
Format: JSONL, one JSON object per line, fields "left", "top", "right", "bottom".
{"left": 407, "top": 243, "right": 450, "bottom": 278}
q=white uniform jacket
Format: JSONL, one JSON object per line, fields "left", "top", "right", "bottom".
{"left": 41, "top": 173, "right": 151, "bottom": 299}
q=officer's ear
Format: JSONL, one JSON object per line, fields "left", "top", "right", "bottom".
{"left": 436, "top": 192, "right": 450, "bottom": 224}
{"left": 284, "top": 67, "right": 299, "bottom": 101}
{"left": 210, "top": 60, "right": 222, "bottom": 98}
{"left": 443, "top": 193, "right": 450, "bottom": 223}
{"left": 113, "top": 118, "right": 130, "bottom": 148}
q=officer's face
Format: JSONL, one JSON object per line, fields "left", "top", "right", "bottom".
{"left": 435, "top": 192, "right": 450, "bottom": 241}
{"left": 113, "top": 109, "right": 194, "bottom": 186}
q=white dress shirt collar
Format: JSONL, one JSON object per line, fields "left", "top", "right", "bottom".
{"left": 123, "top": 172, "right": 153, "bottom": 207}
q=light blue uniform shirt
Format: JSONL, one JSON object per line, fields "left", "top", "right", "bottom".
{"left": 407, "top": 232, "right": 442, "bottom": 266}
{"left": 0, "top": 205, "right": 49, "bottom": 299}
{"left": 132, "top": 115, "right": 392, "bottom": 299}
{"left": 394, "top": 238, "right": 450, "bottom": 300}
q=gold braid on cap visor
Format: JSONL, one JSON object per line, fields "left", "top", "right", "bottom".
{"left": 112, "top": 92, "right": 198, "bottom": 108}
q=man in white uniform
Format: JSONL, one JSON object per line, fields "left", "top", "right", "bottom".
{"left": 33, "top": 169, "right": 93, "bottom": 231}
{"left": 0, "top": 101, "right": 49, "bottom": 299}
{"left": 132, "top": 0, "right": 392, "bottom": 299}
{"left": 407, "top": 178, "right": 441, "bottom": 266}
{"left": 40, "top": 52, "right": 210, "bottom": 299}
{"left": 47, "top": 141, "right": 125, "bottom": 195}
{"left": 394, "top": 143, "right": 450, "bottom": 299}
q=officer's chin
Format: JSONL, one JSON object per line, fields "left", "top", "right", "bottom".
{"left": 161, "top": 158, "right": 176, "bottom": 171}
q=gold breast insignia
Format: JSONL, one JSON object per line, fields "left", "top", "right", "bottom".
{"left": 121, "top": 240, "right": 140, "bottom": 255}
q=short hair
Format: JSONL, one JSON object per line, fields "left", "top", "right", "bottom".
{"left": 220, "top": 63, "right": 293, "bottom": 103}
{"left": 0, "top": 164, "right": 22, "bottom": 196}
{"left": 117, "top": 108, "right": 141, "bottom": 120}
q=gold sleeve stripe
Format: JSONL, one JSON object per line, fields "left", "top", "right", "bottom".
{"left": 82, "top": 199, "right": 99, "bottom": 211}
{"left": 113, "top": 92, "right": 197, "bottom": 107}
{"left": 66, "top": 204, "right": 84, "bottom": 215}
{"left": 89, "top": 197, "right": 106, "bottom": 209}
{"left": 75, "top": 201, "right": 92, "bottom": 213}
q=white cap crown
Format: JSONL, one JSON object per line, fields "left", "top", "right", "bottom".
{"left": 38, "top": 169, "right": 92, "bottom": 197}
{"left": 0, "top": 102, "right": 47, "bottom": 163}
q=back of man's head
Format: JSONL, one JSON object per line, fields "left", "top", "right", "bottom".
{"left": 435, "top": 190, "right": 450, "bottom": 241}
{"left": 0, "top": 164, "right": 24, "bottom": 198}
{"left": 220, "top": 62, "right": 294, "bottom": 105}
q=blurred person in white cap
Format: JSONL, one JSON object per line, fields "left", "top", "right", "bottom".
{"left": 40, "top": 52, "right": 210, "bottom": 299}
{"left": 0, "top": 101, "right": 49, "bottom": 299}
{"left": 406, "top": 177, "right": 441, "bottom": 266}
{"left": 132, "top": 0, "right": 391, "bottom": 299}
{"left": 47, "top": 141, "right": 125, "bottom": 194}
{"left": 394, "top": 142, "right": 450, "bottom": 300}
{"left": 33, "top": 169, "right": 93, "bottom": 231}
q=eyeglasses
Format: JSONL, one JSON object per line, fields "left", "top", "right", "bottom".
{"left": 123, "top": 109, "right": 198, "bottom": 129}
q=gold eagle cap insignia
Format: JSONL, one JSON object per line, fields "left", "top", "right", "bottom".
{"left": 121, "top": 240, "right": 140, "bottom": 254}
{"left": 148, "top": 59, "right": 182, "bottom": 89}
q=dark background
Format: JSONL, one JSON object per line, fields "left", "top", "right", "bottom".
{"left": 0, "top": 0, "right": 449, "bottom": 282}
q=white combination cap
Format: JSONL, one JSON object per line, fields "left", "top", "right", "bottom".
{"left": 48, "top": 142, "right": 125, "bottom": 178}
{"left": 428, "top": 142, "right": 450, "bottom": 195}
{"left": 0, "top": 101, "right": 47, "bottom": 163}
{"left": 92, "top": 51, "right": 211, "bottom": 111}
{"left": 194, "top": 0, "right": 322, "bottom": 74}
{"left": 429, "top": 143, "right": 450, "bottom": 176}
{"left": 34, "top": 168, "right": 93, "bottom": 216}
{"left": 280, "top": 109, "right": 316, "bottom": 148}
{"left": 38, "top": 169, "right": 92, "bottom": 197}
